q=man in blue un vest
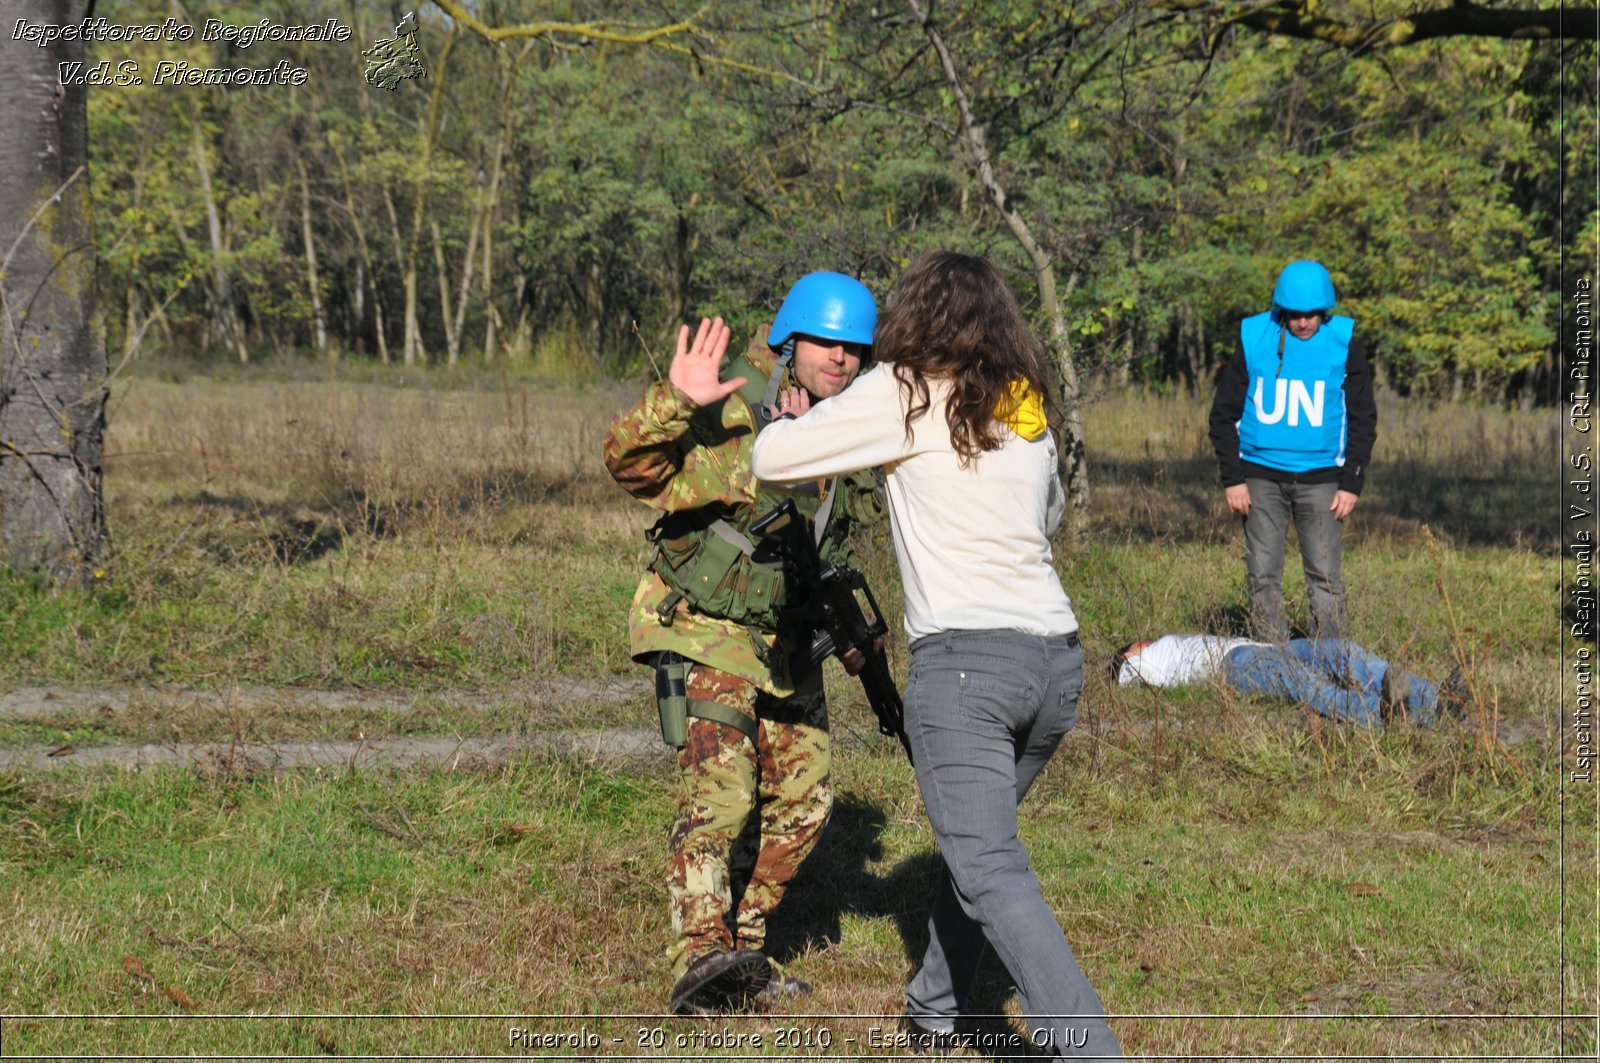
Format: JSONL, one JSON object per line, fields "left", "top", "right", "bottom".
{"left": 1208, "top": 260, "right": 1377, "bottom": 643}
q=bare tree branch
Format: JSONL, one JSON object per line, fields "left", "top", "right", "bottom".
{"left": 1146, "top": 0, "right": 1592, "bottom": 48}
{"left": 428, "top": 0, "right": 828, "bottom": 91}
{"left": 428, "top": 0, "right": 702, "bottom": 45}
{"left": 905, "top": 0, "right": 1093, "bottom": 540}
{"left": 0, "top": 165, "right": 85, "bottom": 283}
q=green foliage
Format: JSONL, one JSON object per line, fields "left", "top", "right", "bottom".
{"left": 79, "top": 0, "right": 1582, "bottom": 399}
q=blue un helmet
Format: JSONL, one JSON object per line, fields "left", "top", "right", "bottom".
{"left": 768, "top": 272, "right": 877, "bottom": 351}
{"left": 1271, "top": 260, "right": 1337, "bottom": 316}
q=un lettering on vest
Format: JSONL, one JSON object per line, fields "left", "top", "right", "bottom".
{"left": 1251, "top": 377, "right": 1325, "bottom": 427}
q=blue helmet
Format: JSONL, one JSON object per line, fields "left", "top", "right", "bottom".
{"left": 1271, "top": 260, "right": 1336, "bottom": 314}
{"left": 768, "top": 272, "right": 877, "bottom": 350}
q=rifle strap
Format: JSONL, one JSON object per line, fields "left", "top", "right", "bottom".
{"left": 760, "top": 348, "right": 793, "bottom": 413}
{"left": 812, "top": 478, "right": 837, "bottom": 546}
{"left": 687, "top": 699, "right": 758, "bottom": 743}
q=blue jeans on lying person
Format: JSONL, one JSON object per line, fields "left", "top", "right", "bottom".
{"left": 1222, "top": 638, "right": 1439, "bottom": 726}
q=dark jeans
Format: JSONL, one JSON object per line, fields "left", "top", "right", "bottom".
{"left": 1223, "top": 638, "right": 1440, "bottom": 725}
{"left": 902, "top": 629, "right": 1123, "bottom": 1060}
{"left": 1243, "top": 478, "right": 1346, "bottom": 642}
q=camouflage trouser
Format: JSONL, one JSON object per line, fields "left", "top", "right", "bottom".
{"left": 666, "top": 664, "right": 831, "bottom": 978}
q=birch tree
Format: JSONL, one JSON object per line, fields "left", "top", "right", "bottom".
{"left": 0, "top": 0, "right": 109, "bottom": 584}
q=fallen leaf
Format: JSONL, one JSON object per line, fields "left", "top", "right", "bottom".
{"left": 164, "top": 986, "right": 198, "bottom": 1011}
{"left": 122, "top": 955, "right": 155, "bottom": 983}
{"left": 46, "top": 745, "right": 75, "bottom": 758}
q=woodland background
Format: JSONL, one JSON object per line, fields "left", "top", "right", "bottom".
{"left": 91, "top": 0, "right": 1591, "bottom": 402}
{"left": 0, "top": 2, "right": 1592, "bottom": 1056}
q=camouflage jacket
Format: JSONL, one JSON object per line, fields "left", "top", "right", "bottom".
{"left": 603, "top": 329, "right": 871, "bottom": 698}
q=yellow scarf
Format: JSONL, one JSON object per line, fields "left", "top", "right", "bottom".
{"left": 995, "top": 380, "right": 1047, "bottom": 441}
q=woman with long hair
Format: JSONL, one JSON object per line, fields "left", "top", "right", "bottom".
{"left": 751, "top": 251, "right": 1122, "bottom": 1059}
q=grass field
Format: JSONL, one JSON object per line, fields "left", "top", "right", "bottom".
{"left": 0, "top": 363, "right": 1588, "bottom": 1059}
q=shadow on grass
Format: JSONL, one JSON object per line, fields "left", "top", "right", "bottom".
{"left": 170, "top": 465, "right": 592, "bottom": 566}
{"left": 760, "top": 792, "right": 1047, "bottom": 1053}
{"left": 1094, "top": 457, "right": 1556, "bottom": 550}
{"left": 174, "top": 489, "right": 377, "bottom": 565}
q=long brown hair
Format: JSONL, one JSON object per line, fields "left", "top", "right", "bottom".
{"left": 873, "top": 251, "right": 1051, "bottom": 464}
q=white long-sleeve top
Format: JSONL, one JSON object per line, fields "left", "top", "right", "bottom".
{"left": 750, "top": 363, "right": 1077, "bottom": 641}
{"left": 1115, "top": 634, "right": 1263, "bottom": 687}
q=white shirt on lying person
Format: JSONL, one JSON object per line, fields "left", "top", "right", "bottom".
{"left": 1116, "top": 634, "right": 1264, "bottom": 687}
{"left": 749, "top": 363, "right": 1076, "bottom": 642}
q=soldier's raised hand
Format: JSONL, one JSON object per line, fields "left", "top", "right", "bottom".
{"left": 669, "top": 317, "right": 745, "bottom": 407}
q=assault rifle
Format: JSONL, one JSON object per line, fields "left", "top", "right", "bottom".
{"left": 752, "top": 499, "right": 912, "bottom": 763}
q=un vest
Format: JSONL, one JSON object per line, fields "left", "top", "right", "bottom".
{"left": 1236, "top": 312, "right": 1354, "bottom": 474}
{"left": 645, "top": 352, "right": 874, "bottom": 631}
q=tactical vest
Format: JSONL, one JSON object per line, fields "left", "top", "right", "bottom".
{"left": 645, "top": 352, "right": 878, "bottom": 632}
{"left": 1236, "top": 311, "right": 1355, "bottom": 473}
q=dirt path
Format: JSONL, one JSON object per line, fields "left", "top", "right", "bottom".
{"left": 0, "top": 678, "right": 661, "bottom": 772}
{"left": 0, "top": 676, "right": 638, "bottom": 721}
{"left": 0, "top": 679, "right": 1549, "bottom": 773}
{"left": 0, "top": 729, "right": 661, "bottom": 772}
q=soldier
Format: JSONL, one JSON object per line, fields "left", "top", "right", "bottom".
{"left": 602, "top": 273, "right": 879, "bottom": 1016}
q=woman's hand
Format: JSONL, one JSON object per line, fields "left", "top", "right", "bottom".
{"left": 668, "top": 317, "right": 744, "bottom": 407}
{"left": 769, "top": 386, "right": 812, "bottom": 420}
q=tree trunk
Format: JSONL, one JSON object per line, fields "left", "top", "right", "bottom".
{"left": 482, "top": 211, "right": 500, "bottom": 363}
{"left": 331, "top": 136, "right": 388, "bottom": 363}
{"left": 431, "top": 219, "right": 459, "bottom": 366}
{"left": 124, "top": 287, "right": 142, "bottom": 365}
{"left": 449, "top": 210, "right": 483, "bottom": 368}
{"left": 0, "top": 0, "right": 109, "bottom": 584}
{"left": 1124, "top": 224, "right": 1141, "bottom": 386}
{"left": 352, "top": 258, "right": 366, "bottom": 351}
{"left": 402, "top": 24, "right": 458, "bottom": 367}
{"left": 297, "top": 160, "right": 330, "bottom": 360}
{"left": 191, "top": 123, "right": 249, "bottom": 363}
{"left": 908, "top": 0, "right": 1090, "bottom": 540}
{"left": 467, "top": 45, "right": 524, "bottom": 366}
{"left": 402, "top": 267, "right": 424, "bottom": 366}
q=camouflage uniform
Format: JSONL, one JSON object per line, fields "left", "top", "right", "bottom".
{"left": 603, "top": 329, "right": 863, "bottom": 979}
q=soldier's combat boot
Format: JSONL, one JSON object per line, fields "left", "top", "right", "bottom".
{"left": 668, "top": 950, "right": 771, "bottom": 1016}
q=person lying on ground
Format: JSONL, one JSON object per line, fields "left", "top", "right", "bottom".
{"left": 1112, "top": 634, "right": 1466, "bottom": 726}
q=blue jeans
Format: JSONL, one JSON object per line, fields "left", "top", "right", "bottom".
{"left": 1223, "top": 639, "right": 1439, "bottom": 725}
{"left": 1243, "top": 478, "right": 1346, "bottom": 642}
{"left": 902, "top": 630, "right": 1123, "bottom": 1060}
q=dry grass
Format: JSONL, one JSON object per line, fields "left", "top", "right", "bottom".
{"left": 0, "top": 367, "right": 1578, "bottom": 1059}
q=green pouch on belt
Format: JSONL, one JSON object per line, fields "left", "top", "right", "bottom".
{"left": 653, "top": 651, "right": 691, "bottom": 748}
